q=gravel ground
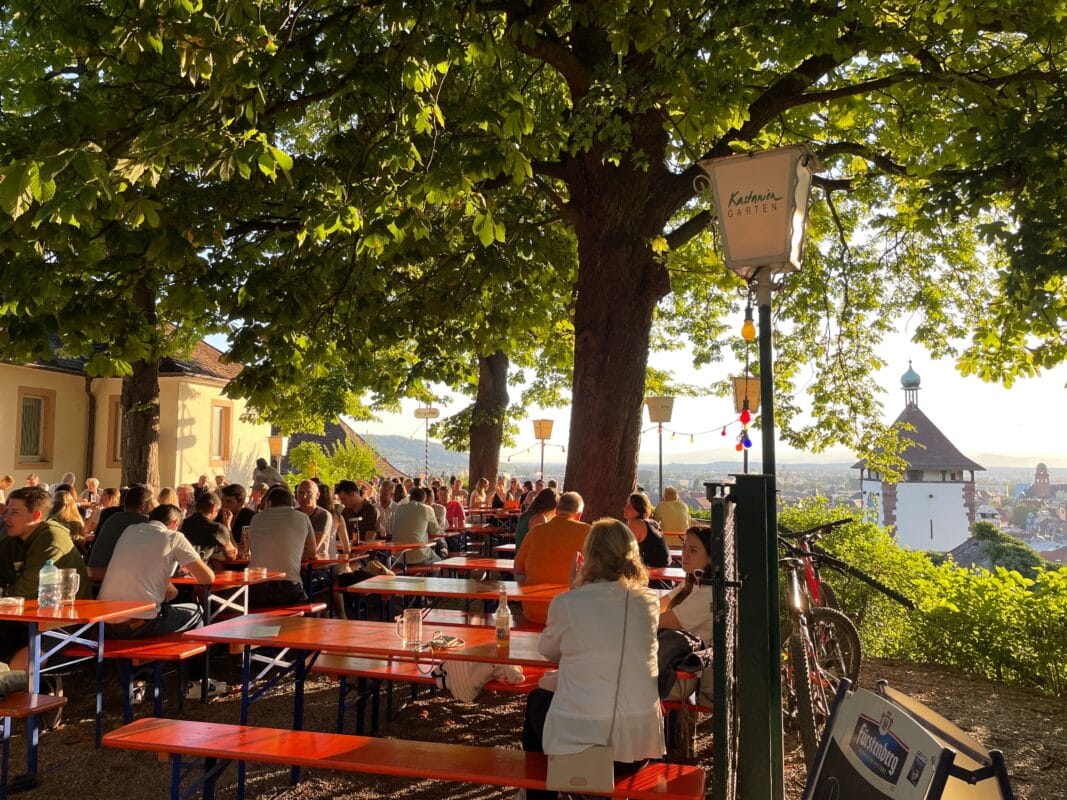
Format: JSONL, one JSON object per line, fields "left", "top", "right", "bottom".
{"left": 9, "top": 652, "right": 1063, "bottom": 799}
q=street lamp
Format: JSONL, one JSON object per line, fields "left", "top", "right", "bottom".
{"left": 699, "top": 144, "right": 820, "bottom": 800}
{"left": 267, "top": 433, "right": 289, "bottom": 471}
{"left": 644, "top": 396, "right": 675, "bottom": 500}
{"left": 701, "top": 144, "right": 819, "bottom": 473}
{"left": 532, "top": 419, "right": 554, "bottom": 480}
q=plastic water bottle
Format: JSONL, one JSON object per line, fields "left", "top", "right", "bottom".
{"left": 38, "top": 560, "right": 61, "bottom": 609}
{"left": 494, "top": 586, "right": 512, "bottom": 646}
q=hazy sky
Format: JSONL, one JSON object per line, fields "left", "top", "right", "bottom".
{"left": 353, "top": 332, "right": 1067, "bottom": 469}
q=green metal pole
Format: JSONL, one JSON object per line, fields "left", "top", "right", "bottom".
{"left": 756, "top": 269, "right": 784, "bottom": 800}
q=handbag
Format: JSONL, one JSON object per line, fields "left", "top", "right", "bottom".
{"left": 545, "top": 587, "right": 631, "bottom": 793}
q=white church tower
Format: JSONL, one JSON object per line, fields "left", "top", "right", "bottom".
{"left": 855, "top": 363, "right": 984, "bottom": 551}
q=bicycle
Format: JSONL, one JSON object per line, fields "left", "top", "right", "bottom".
{"left": 778, "top": 518, "right": 915, "bottom": 766}
{"left": 779, "top": 552, "right": 861, "bottom": 767}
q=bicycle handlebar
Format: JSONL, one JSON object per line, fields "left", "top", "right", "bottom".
{"left": 811, "top": 547, "right": 916, "bottom": 609}
{"left": 777, "top": 537, "right": 916, "bottom": 609}
{"left": 777, "top": 518, "right": 854, "bottom": 540}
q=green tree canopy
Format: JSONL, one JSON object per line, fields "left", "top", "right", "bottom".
{"left": 2, "top": 1, "right": 1065, "bottom": 518}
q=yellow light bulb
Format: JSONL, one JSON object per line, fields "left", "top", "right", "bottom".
{"left": 741, "top": 306, "right": 756, "bottom": 342}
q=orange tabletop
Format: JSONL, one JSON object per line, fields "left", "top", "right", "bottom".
{"left": 435, "top": 557, "right": 515, "bottom": 572}
{"left": 0, "top": 598, "right": 156, "bottom": 624}
{"left": 343, "top": 575, "right": 568, "bottom": 602}
{"left": 220, "top": 556, "right": 361, "bottom": 569}
{"left": 352, "top": 541, "right": 433, "bottom": 553}
{"left": 184, "top": 613, "right": 551, "bottom": 668}
{"left": 171, "top": 569, "right": 287, "bottom": 588}
{"left": 461, "top": 523, "right": 505, "bottom": 534}
{"left": 648, "top": 566, "right": 687, "bottom": 583}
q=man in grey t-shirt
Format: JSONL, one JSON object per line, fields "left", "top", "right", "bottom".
{"left": 247, "top": 486, "right": 316, "bottom": 607}
{"left": 99, "top": 504, "right": 214, "bottom": 638}
{"left": 390, "top": 487, "right": 441, "bottom": 564}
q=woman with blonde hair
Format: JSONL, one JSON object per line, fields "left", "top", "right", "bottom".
{"left": 157, "top": 487, "right": 179, "bottom": 507}
{"left": 468, "top": 477, "right": 490, "bottom": 507}
{"left": 49, "top": 489, "right": 87, "bottom": 552}
{"left": 521, "top": 519, "right": 664, "bottom": 799}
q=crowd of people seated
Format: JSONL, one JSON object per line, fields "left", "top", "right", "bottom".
{"left": 0, "top": 464, "right": 709, "bottom": 793}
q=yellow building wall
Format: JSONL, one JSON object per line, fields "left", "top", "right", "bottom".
{"left": 172, "top": 378, "right": 269, "bottom": 488}
{"left": 89, "top": 376, "right": 124, "bottom": 489}
{"left": 0, "top": 364, "right": 88, "bottom": 487}
{"left": 2, "top": 365, "right": 269, "bottom": 492}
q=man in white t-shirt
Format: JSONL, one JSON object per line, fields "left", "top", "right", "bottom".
{"left": 247, "top": 486, "right": 317, "bottom": 607}
{"left": 98, "top": 504, "right": 215, "bottom": 638}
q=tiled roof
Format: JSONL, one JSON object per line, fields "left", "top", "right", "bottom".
{"left": 160, "top": 339, "right": 241, "bottom": 381}
{"left": 946, "top": 537, "right": 993, "bottom": 570}
{"left": 279, "top": 419, "right": 408, "bottom": 481}
{"left": 35, "top": 335, "right": 240, "bottom": 382}
{"left": 853, "top": 403, "right": 984, "bottom": 472}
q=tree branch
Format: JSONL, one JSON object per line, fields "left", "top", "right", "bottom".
{"left": 665, "top": 210, "right": 712, "bottom": 250}
{"left": 509, "top": 29, "right": 592, "bottom": 97}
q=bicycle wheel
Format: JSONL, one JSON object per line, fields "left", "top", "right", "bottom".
{"left": 787, "top": 633, "right": 820, "bottom": 767}
{"left": 807, "top": 605, "right": 862, "bottom": 684}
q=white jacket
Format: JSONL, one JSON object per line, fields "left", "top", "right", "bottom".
{"left": 540, "top": 581, "right": 665, "bottom": 762}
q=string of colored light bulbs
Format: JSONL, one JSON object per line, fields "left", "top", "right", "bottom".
{"left": 642, "top": 415, "right": 752, "bottom": 451}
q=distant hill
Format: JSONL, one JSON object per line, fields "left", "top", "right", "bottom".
{"left": 364, "top": 434, "right": 469, "bottom": 475}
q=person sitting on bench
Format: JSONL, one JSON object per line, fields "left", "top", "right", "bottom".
{"left": 247, "top": 486, "right": 317, "bottom": 607}
{"left": 98, "top": 504, "right": 214, "bottom": 638}
{"left": 521, "top": 518, "right": 665, "bottom": 800}
{"left": 656, "top": 526, "right": 713, "bottom": 700}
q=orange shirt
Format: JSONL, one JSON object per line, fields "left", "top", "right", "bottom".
{"left": 514, "top": 514, "right": 591, "bottom": 624}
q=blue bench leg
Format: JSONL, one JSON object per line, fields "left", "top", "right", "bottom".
{"left": 2, "top": 716, "right": 11, "bottom": 800}
{"left": 169, "top": 754, "right": 182, "bottom": 800}
{"left": 120, "top": 661, "right": 134, "bottom": 724}
{"left": 177, "top": 661, "right": 187, "bottom": 715}
{"left": 336, "top": 676, "right": 347, "bottom": 733}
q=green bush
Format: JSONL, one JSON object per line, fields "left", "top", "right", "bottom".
{"left": 285, "top": 439, "right": 377, "bottom": 488}
{"left": 778, "top": 499, "right": 1067, "bottom": 695}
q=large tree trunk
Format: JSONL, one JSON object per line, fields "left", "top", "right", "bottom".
{"left": 120, "top": 279, "right": 161, "bottom": 487}
{"left": 468, "top": 351, "right": 509, "bottom": 488}
{"left": 562, "top": 131, "right": 676, "bottom": 520}
{"left": 564, "top": 230, "right": 669, "bottom": 520}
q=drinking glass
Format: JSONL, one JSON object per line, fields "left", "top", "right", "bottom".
{"left": 60, "top": 569, "right": 81, "bottom": 604}
{"left": 395, "top": 608, "right": 423, "bottom": 647}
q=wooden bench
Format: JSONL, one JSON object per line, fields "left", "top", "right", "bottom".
{"left": 104, "top": 717, "right": 706, "bottom": 800}
{"left": 1, "top": 693, "right": 68, "bottom": 800}
{"left": 661, "top": 670, "right": 712, "bottom": 759}
{"left": 66, "top": 635, "right": 207, "bottom": 723}
{"left": 311, "top": 654, "right": 549, "bottom": 734}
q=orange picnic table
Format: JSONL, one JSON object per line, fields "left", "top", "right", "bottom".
{"left": 432, "top": 557, "right": 516, "bottom": 574}
{"left": 343, "top": 574, "right": 567, "bottom": 603}
{"left": 183, "top": 612, "right": 553, "bottom": 789}
{"left": 171, "top": 569, "right": 287, "bottom": 623}
{"left": 0, "top": 597, "right": 155, "bottom": 769}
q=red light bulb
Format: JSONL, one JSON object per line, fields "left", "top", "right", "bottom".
{"left": 740, "top": 409, "right": 751, "bottom": 425}
{"left": 735, "top": 442, "right": 743, "bottom": 452}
